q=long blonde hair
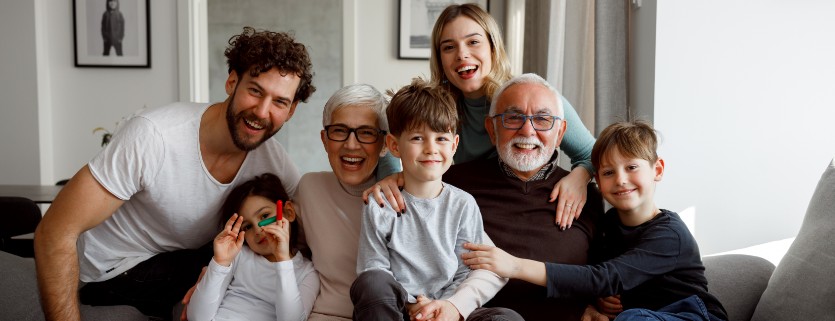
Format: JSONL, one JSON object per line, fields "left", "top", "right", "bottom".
{"left": 429, "top": 4, "right": 512, "bottom": 103}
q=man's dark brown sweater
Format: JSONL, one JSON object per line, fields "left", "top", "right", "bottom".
{"left": 444, "top": 156, "right": 604, "bottom": 321}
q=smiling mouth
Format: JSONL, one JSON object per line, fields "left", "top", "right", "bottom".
{"left": 614, "top": 189, "right": 635, "bottom": 196}
{"left": 244, "top": 118, "right": 265, "bottom": 130}
{"left": 457, "top": 65, "right": 478, "bottom": 76}
{"left": 341, "top": 156, "right": 365, "bottom": 166}
{"left": 514, "top": 143, "right": 539, "bottom": 150}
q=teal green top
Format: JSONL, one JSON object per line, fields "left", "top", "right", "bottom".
{"left": 375, "top": 95, "right": 595, "bottom": 179}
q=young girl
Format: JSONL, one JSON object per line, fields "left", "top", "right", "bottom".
{"left": 187, "top": 173, "right": 319, "bottom": 321}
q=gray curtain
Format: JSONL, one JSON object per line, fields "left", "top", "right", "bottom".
{"left": 594, "top": 0, "right": 629, "bottom": 135}
{"left": 523, "top": 0, "right": 631, "bottom": 137}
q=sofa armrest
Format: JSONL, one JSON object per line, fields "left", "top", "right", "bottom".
{"left": 703, "top": 254, "right": 774, "bottom": 321}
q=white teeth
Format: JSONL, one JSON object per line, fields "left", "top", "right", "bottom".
{"left": 342, "top": 157, "right": 363, "bottom": 163}
{"left": 515, "top": 143, "right": 536, "bottom": 149}
{"left": 245, "top": 119, "right": 264, "bottom": 129}
{"left": 457, "top": 65, "right": 476, "bottom": 73}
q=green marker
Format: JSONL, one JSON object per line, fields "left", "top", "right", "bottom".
{"left": 257, "top": 216, "right": 277, "bottom": 227}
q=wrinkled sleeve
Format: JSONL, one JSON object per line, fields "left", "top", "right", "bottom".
{"left": 187, "top": 257, "right": 236, "bottom": 321}
{"left": 446, "top": 198, "right": 507, "bottom": 319}
{"left": 559, "top": 96, "right": 596, "bottom": 175}
{"left": 356, "top": 198, "right": 395, "bottom": 275}
{"left": 546, "top": 225, "right": 681, "bottom": 298}
{"left": 274, "top": 257, "right": 319, "bottom": 321}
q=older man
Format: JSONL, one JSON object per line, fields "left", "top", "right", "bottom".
{"left": 443, "top": 74, "right": 605, "bottom": 321}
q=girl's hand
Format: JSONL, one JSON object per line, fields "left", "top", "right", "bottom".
{"left": 260, "top": 218, "right": 292, "bottom": 261}
{"left": 214, "top": 214, "right": 245, "bottom": 267}
{"left": 362, "top": 172, "right": 405, "bottom": 214}
{"left": 550, "top": 167, "right": 591, "bottom": 230}
{"left": 461, "top": 243, "right": 520, "bottom": 279}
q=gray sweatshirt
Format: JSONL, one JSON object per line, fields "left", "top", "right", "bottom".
{"left": 357, "top": 183, "right": 491, "bottom": 302}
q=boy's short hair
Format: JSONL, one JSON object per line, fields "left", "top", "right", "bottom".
{"left": 224, "top": 27, "right": 315, "bottom": 103}
{"left": 386, "top": 78, "right": 458, "bottom": 136}
{"left": 592, "top": 121, "right": 659, "bottom": 169}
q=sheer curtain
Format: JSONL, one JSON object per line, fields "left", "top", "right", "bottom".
{"left": 523, "top": 0, "right": 630, "bottom": 137}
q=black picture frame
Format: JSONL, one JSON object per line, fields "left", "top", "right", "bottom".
{"left": 73, "top": 0, "right": 151, "bottom": 68}
{"left": 398, "top": 0, "right": 488, "bottom": 60}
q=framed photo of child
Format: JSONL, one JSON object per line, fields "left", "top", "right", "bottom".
{"left": 398, "top": 0, "right": 489, "bottom": 60}
{"left": 72, "top": 0, "right": 150, "bottom": 68}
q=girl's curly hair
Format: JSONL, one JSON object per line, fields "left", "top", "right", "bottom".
{"left": 225, "top": 27, "right": 316, "bottom": 103}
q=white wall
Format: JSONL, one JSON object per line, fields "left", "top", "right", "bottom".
{"left": 0, "top": 0, "right": 179, "bottom": 184}
{"left": 653, "top": 1, "right": 835, "bottom": 254}
{"left": 0, "top": 0, "right": 428, "bottom": 184}
{"left": 0, "top": 1, "right": 41, "bottom": 184}
{"left": 42, "top": 0, "right": 180, "bottom": 182}
{"left": 353, "top": 0, "right": 430, "bottom": 93}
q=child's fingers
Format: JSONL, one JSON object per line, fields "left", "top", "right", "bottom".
{"left": 231, "top": 214, "right": 244, "bottom": 234}
{"left": 462, "top": 242, "right": 490, "bottom": 251}
{"left": 223, "top": 213, "right": 239, "bottom": 232}
{"left": 236, "top": 231, "right": 246, "bottom": 247}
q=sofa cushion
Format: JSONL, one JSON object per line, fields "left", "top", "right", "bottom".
{"left": 0, "top": 250, "right": 147, "bottom": 321}
{"left": 751, "top": 158, "right": 835, "bottom": 321}
{"left": 703, "top": 254, "right": 773, "bottom": 321}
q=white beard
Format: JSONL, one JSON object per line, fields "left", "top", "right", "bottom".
{"left": 498, "top": 136, "right": 552, "bottom": 173}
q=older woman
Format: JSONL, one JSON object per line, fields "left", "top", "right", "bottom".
{"left": 299, "top": 84, "right": 516, "bottom": 321}
{"left": 295, "top": 84, "right": 389, "bottom": 320}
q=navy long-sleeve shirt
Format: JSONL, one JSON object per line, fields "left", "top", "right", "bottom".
{"left": 545, "top": 209, "right": 727, "bottom": 320}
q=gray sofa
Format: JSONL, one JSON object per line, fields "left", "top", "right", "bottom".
{"left": 0, "top": 250, "right": 147, "bottom": 321}
{"left": 4, "top": 158, "right": 834, "bottom": 321}
{"left": 702, "top": 157, "right": 835, "bottom": 321}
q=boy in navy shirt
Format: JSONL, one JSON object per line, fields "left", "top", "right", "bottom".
{"left": 463, "top": 121, "right": 727, "bottom": 321}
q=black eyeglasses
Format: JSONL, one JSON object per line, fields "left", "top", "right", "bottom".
{"left": 324, "top": 125, "right": 386, "bottom": 144}
{"left": 491, "top": 113, "right": 561, "bottom": 131}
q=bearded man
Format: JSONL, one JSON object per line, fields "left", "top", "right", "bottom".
{"left": 34, "top": 27, "right": 315, "bottom": 321}
{"left": 443, "top": 73, "right": 605, "bottom": 321}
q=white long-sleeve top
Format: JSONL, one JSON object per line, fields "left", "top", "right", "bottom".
{"left": 187, "top": 247, "right": 319, "bottom": 321}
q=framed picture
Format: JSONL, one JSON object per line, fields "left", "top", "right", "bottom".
{"left": 73, "top": 0, "right": 151, "bottom": 68}
{"left": 398, "top": 0, "right": 488, "bottom": 60}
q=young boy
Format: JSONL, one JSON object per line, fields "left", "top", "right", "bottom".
{"left": 350, "top": 79, "right": 516, "bottom": 321}
{"left": 462, "top": 121, "right": 727, "bottom": 321}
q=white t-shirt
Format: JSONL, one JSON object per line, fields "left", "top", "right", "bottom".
{"left": 79, "top": 102, "right": 301, "bottom": 282}
{"left": 187, "top": 249, "right": 319, "bottom": 321}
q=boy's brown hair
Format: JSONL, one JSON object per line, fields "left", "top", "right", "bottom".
{"left": 386, "top": 78, "right": 459, "bottom": 136}
{"left": 592, "top": 121, "right": 659, "bottom": 170}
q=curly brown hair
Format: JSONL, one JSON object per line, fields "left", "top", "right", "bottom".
{"left": 225, "top": 27, "right": 316, "bottom": 103}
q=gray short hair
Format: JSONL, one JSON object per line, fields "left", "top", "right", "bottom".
{"left": 322, "top": 84, "right": 389, "bottom": 131}
{"left": 489, "top": 73, "right": 563, "bottom": 118}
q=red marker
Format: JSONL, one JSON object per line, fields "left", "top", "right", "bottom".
{"left": 257, "top": 200, "right": 284, "bottom": 227}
